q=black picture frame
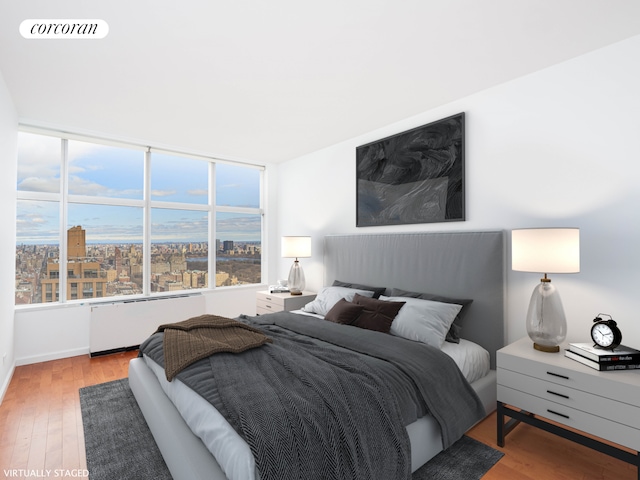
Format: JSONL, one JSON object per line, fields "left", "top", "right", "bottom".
{"left": 356, "top": 112, "right": 465, "bottom": 227}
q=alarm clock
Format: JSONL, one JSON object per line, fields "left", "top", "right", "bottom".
{"left": 590, "top": 314, "right": 622, "bottom": 350}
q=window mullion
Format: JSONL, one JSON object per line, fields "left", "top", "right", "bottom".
{"left": 144, "top": 148, "right": 151, "bottom": 296}
{"left": 210, "top": 162, "right": 216, "bottom": 289}
{"left": 215, "top": 205, "right": 263, "bottom": 215}
{"left": 260, "top": 167, "right": 266, "bottom": 290}
{"left": 59, "top": 138, "right": 68, "bottom": 303}
{"left": 150, "top": 201, "right": 210, "bottom": 211}
{"left": 67, "top": 195, "right": 145, "bottom": 208}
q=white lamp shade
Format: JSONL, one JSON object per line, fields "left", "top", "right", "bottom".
{"left": 281, "top": 236, "right": 311, "bottom": 258}
{"left": 512, "top": 228, "right": 580, "bottom": 274}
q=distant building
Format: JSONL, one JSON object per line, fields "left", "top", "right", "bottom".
{"left": 40, "top": 226, "right": 106, "bottom": 302}
{"left": 67, "top": 225, "right": 85, "bottom": 259}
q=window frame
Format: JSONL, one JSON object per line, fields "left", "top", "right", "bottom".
{"left": 16, "top": 127, "right": 265, "bottom": 307}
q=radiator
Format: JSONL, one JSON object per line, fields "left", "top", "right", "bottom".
{"left": 89, "top": 294, "right": 206, "bottom": 355}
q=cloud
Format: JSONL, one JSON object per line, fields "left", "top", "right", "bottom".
{"left": 151, "top": 189, "right": 177, "bottom": 197}
{"left": 17, "top": 177, "right": 60, "bottom": 193}
{"left": 67, "top": 176, "right": 110, "bottom": 195}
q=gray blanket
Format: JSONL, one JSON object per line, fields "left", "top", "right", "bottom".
{"left": 140, "top": 312, "right": 485, "bottom": 480}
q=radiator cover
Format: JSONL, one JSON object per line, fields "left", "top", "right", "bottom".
{"left": 89, "top": 294, "right": 206, "bottom": 355}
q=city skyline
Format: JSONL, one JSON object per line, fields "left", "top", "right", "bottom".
{"left": 15, "top": 228, "right": 262, "bottom": 305}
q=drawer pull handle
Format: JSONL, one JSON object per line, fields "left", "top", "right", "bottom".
{"left": 266, "top": 305, "right": 272, "bottom": 309}
{"left": 546, "top": 371, "right": 569, "bottom": 380}
{"left": 547, "top": 390, "right": 569, "bottom": 399}
{"left": 547, "top": 409, "right": 569, "bottom": 419}
{"left": 266, "top": 297, "right": 272, "bottom": 301}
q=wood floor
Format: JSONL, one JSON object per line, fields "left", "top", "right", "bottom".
{"left": 0, "top": 351, "right": 137, "bottom": 480}
{"left": 0, "top": 351, "right": 637, "bottom": 480}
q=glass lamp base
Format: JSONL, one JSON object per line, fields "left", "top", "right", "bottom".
{"left": 288, "top": 260, "right": 305, "bottom": 296}
{"left": 526, "top": 280, "right": 567, "bottom": 352}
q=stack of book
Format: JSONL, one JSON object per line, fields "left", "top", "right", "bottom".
{"left": 268, "top": 285, "right": 290, "bottom": 293}
{"left": 565, "top": 343, "right": 640, "bottom": 371}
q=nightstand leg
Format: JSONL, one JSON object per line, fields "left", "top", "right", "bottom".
{"left": 497, "top": 401, "right": 506, "bottom": 447}
{"left": 497, "top": 401, "right": 529, "bottom": 447}
{"left": 498, "top": 401, "right": 639, "bottom": 478}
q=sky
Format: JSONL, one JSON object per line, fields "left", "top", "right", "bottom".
{"left": 16, "top": 132, "right": 262, "bottom": 244}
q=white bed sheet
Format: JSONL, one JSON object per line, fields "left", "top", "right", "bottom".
{"left": 142, "top": 313, "right": 491, "bottom": 480}
{"left": 144, "top": 354, "right": 259, "bottom": 480}
{"left": 291, "top": 309, "right": 490, "bottom": 382}
{"left": 440, "top": 338, "right": 490, "bottom": 383}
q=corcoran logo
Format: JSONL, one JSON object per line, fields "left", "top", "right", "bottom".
{"left": 20, "top": 19, "right": 109, "bottom": 39}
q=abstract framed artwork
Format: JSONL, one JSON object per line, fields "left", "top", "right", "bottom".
{"left": 356, "top": 112, "right": 465, "bottom": 227}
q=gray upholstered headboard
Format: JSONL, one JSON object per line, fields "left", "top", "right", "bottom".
{"left": 323, "top": 231, "right": 505, "bottom": 368}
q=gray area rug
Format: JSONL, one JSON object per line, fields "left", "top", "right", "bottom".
{"left": 80, "top": 378, "right": 503, "bottom": 480}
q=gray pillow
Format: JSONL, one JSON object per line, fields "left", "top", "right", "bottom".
{"left": 389, "top": 288, "right": 473, "bottom": 343}
{"left": 332, "top": 280, "right": 387, "bottom": 299}
{"left": 302, "top": 286, "right": 375, "bottom": 316}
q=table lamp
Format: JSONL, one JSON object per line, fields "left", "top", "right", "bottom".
{"left": 512, "top": 228, "right": 580, "bottom": 352}
{"left": 281, "top": 236, "right": 311, "bottom": 295}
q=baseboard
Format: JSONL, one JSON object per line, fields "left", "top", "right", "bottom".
{"left": 0, "top": 361, "right": 16, "bottom": 406}
{"left": 15, "top": 347, "right": 90, "bottom": 367}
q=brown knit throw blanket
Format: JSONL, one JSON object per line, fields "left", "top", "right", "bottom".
{"left": 156, "top": 314, "right": 272, "bottom": 381}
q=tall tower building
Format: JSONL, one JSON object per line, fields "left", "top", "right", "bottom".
{"left": 68, "top": 225, "right": 86, "bottom": 259}
{"left": 115, "top": 247, "right": 122, "bottom": 275}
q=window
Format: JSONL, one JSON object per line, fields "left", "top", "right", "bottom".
{"left": 68, "top": 140, "right": 144, "bottom": 199}
{"left": 215, "top": 212, "right": 262, "bottom": 287}
{"left": 150, "top": 152, "right": 210, "bottom": 291}
{"left": 15, "top": 130, "right": 264, "bottom": 306}
{"left": 214, "top": 164, "right": 262, "bottom": 287}
{"left": 150, "top": 208, "right": 208, "bottom": 291}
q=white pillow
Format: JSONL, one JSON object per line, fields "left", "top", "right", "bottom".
{"left": 302, "top": 286, "right": 375, "bottom": 316}
{"left": 381, "top": 295, "right": 463, "bottom": 348}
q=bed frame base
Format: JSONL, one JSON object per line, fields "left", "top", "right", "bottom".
{"left": 129, "top": 358, "right": 228, "bottom": 480}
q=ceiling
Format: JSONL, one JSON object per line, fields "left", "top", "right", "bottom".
{"left": 1, "top": 1, "right": 640, "bottom": 164}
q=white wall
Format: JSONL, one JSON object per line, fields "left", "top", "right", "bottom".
{"left": 276, "top": 35, "right": 640, "bottom": 347}
{"left": 0, "top": 69, "right": 18, "bottom": 402}
{"left": 13, "top": 287, "right": 262, "bottom": 366}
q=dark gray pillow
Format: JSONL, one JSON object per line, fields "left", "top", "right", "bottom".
{"left": 351, "top": 293, "right": 405, "bottom": 334}
{"left": 325, "top": 298, "right": 365, "bottom": 325}
{"left": 332, "top": 280, "right": 387, "bottom": 299}
{"left": 389, "top": 288, "right": 473, "bottom": 343}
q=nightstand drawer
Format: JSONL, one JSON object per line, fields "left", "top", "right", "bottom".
{"left": 498, "top": 368, "right": 640, "bottom": 430}
{"left": 256, "top": 292, "right": 286, "bottom": 307}
{"left": 498, "top": 348, "right": 640, "bottom": 405}
{"left": 256, "top": 298, "right": 285, "bottom": 313}
{"left": 255, "top": 290, "right": 316, "bottom": 315}
{"left": 498, "top": 385, "right": 640, "bottom": 450}
{"left": 499, "top": 352, "right": 589, "bottom": 390}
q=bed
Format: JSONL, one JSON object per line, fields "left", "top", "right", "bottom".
{"left": 129, "top": 231, "right": 505, "bottom": 480}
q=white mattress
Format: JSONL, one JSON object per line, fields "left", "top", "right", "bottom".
{"left": 141, "top": 320, "right": 491, "bottom": 480}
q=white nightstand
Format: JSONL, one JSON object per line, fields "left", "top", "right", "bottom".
{"left": 497, "top": 337, "right": 640, "bottom": 478}
{"left": 256, "top": 290, "right": 316, "bottom": 315}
